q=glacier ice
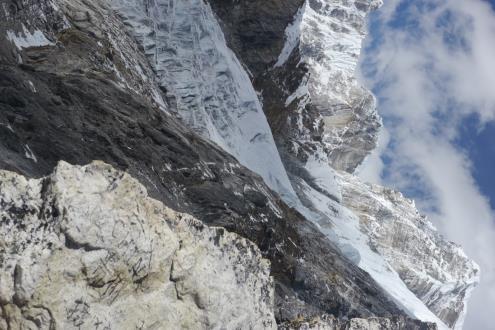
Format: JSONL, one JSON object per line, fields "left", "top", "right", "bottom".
{"left": 109, "top": 0, "right": 298, "bottom": 203}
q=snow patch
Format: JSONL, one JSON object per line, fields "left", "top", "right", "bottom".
{"left": 7, "top": 25, "right": 53, "bottom": 49}
{"left": 304, "top": 149, "right": 342, "bottom": 202}
{"left": 295, "top": 179, "right": 449, "bottom": 329}
{"left": 275, "top": 3, "right": 306, "bottom": 67}
{"left": 24, "top": 145, "right": 37, "bottom": 163}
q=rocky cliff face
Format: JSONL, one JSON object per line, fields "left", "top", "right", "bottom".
{"left": 280, "top": 314, "right": 436, "bottom": 330}
{"left": 0, "top": 0, "right": 478, "bottom": 329}
{"left": 0, "top": 161, "right": 275, "bottom": 329}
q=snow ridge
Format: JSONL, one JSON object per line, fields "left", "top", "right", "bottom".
{"left": 338, "top": 171, "right": 480, "bottom": 329}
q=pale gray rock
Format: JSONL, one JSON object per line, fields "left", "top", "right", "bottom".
{"left": 0, "top": 161, "right": 275, "bottom": 329}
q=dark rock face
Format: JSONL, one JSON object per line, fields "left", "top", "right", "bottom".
{"left": 208, "top": 0, "right": 305, "bottom": 76}
{"left": 209, "top": 0, "right": 308, "bottom": 138}
{"left": 280, "top": 315, "right": 438, "bottom": 330}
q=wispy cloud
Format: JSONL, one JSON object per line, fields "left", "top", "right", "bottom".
{"left": 358, "top": 0, "right": 495, "bottom": 328}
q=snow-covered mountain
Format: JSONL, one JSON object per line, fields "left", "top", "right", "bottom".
{"left": 206, "top": 1, "right": 478, "bottom": 328}
{"left": 275, "top": 0, "right": 383, "bottom": 173}
{"left": 0, "top": 0, "right": 478, "bottom": 329}
{"left": 338, "top": 171, "right": 480, "bottom": 329}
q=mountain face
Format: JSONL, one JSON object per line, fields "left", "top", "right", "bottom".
{"left": 337, "top": 172, "right": 479, "bottom": 328}
{"left": 0, "top": 0, "right": 478, "bottom": 329}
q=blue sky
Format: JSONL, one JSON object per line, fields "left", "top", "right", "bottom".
{"left": 358, "top": 0, "right": 495, "bottom": 328}
{"left": 456, "top": 115, "right": 495, "bottom": 210}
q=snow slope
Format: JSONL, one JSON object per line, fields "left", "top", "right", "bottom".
{"left": 109, "top": 0, "right": 297, "bottom": 203}
{"left": 338, "top": 171, "right": 480, "bottom": 329}
{"left": 294, "top": 176, "right": 449, "bottom": 329}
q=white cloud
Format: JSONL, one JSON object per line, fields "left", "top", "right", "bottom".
{"left": 358, "top": 0, "right": 495, "bottom": 328}
{"left": 356, "top": 126, "right": 390, "bottom": 184}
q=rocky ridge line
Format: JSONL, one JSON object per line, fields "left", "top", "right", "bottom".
{"left": 337, "top": 171, "right": 480, "bottom": 328}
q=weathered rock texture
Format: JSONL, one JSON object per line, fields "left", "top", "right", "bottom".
{"left": 280, "top": 315, "right": 436, "bottom": 330}
{"left": 0, "top": 161, "right": 275, "bottom": 329}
